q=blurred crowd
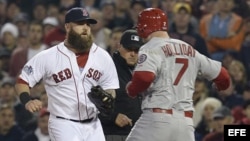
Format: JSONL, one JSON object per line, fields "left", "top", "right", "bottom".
{"left": 0, "top": 0, "right": 249, "bottom": 141}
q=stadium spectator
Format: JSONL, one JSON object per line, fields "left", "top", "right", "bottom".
{"left": 221, "top": 50, "right": 239, "bottom": 69}
{"left": 47, "top": 3, "right": 60, "bottom": 17}
{"left": 9, "top": 21, "right": 47, "bottom": 79}
{"left": 99, "top": 1, "right": 116, "bottom": 29}
{"left": 107, "top": 0, "right": 133, "bottom": 29}
{"left": 199, "top": 0, "right": 218, "bottom": 17}
{"left": 232, "top": 0, "right": 250, "bottom": 19}
{"left": 80, "top": 0, "right": 100, "bottom": 11}
{"left": 195, "top": 97, "right": 222, "bottom": 141}
{"left": 148, "top": 0, "right": 161, "bottom": 8}
{"left": 0, "top": 78, "right": 35, "bottom": 132}
{"left": 129, "top": 0, "right": 147, "bottom": 25}
{"left": 0, "top": 103, "right": 25, "bottom": 141}
{"left": 199, "top": 0, "right": 245, "bottom": 61}
{"left": 239, "top": 100, "right": 250, "bottom": 125}
{"left": 228, "top": 60, "right": 248, "bottom": 94}
{"left": 0, "top": 78, "right": 16, "bottom": 106}
{"left": 0, "top": 0, "right": 7, "bottom": 28}
{"left": 169, "top": 2, "right": 209, "bottom": 57}
{"left": 42, "top": 16, "right": 59, "bottom": 37}
{"left": 193, "top": 77, "right": 209, "bottom": 128}
{"left": 43, "top": 6, "right": 70, "bottom": 47}
{"left": 13, "top": 13, "right": 30, "bottom": 37}
{"left": 0, "top": 48, "right": 11, "bottom": 76}
{"left": 243, "top": 83, "right": 250, "bottom": 101}
{"left": 202, "top": 106, "right": 235, "bottom": 141}
{"left": 60, "top": 0, "right": 78, "bottom": 8}
{"left": 106, "top": 27, "right": 125, "bottom": 55}
{"left": 0, "top": 22, "right": 19, "bottom": 52}
{"left": 5, "top": 2, "right": 21, "bottom": 23}
{"left": 89, "top": 8, "right": 111, "bottom": 50}
{"left": 240, "top": 17, "right": 250, "bottom": 81}
{"left": 160, "top": 0, "right": 177, "bottom": 29}
{"left": 21, "top": 108, "right": 50, "bottom": 141}
{"left": 31, "top": 1, "right": 47, "bottom": 23}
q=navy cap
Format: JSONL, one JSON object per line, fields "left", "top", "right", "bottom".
{"left": 213, "top": 106, "right": 232, "bottom": 119}
{"left": 65, "top": 7, "right": 97, "bottom": 24}
{"left": 120, "top": 29, "right": 144, "bottom": 50}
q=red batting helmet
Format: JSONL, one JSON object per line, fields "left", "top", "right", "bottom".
{"left": 136, "top": 8, "right": 168, "bottom": 38}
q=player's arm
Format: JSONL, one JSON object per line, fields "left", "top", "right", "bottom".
{"left": 212, "top": 67, "right": 230, "bottom": 91}
{"left": 15, "top": 78, "right": 43, "bottom": 113}
{"left": 126, "top": 71, "right": 155, "bottom": 98}
{"left": 196, "top": 50, "right": 230, "bottom": 91}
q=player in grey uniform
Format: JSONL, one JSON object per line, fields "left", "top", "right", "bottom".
{"left": 125, "top": 8, "right": 231, "bottom": 141}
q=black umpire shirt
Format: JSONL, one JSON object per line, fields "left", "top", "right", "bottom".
{"left": 99, "top": 51, "right": 142, "bottom": 135}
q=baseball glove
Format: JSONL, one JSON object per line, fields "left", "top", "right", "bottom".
{"left": 88, "top": 85, "right": 114, "bottom": 117}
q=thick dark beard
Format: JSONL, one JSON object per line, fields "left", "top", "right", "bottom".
{"left": 67, "top": 28, "right": 93, "bottom": 52}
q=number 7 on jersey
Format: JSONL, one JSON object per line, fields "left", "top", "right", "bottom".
{"left": 173, "top": 58, "right": 188, "bottom": 85}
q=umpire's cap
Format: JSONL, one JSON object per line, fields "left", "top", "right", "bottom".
{"left": 65, "top": 7, "right": 97, "bottom": 24}
{"left": 120, "top": 29, "right": 144, "bottom": 50}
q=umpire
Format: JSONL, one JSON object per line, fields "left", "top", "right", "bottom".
{"left": 99, "top": 29, "right": 144, "bottom": 141}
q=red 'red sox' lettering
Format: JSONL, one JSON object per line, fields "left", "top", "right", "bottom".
{"left": 86, "top": 68, "right": 102, "bottom": 81}
{"left": 52, "top": 68, "right": 72, "bottom": 83}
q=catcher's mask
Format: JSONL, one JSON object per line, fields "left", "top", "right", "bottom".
{"left": 136, "top": 8, "right": 168, "bottom": 38}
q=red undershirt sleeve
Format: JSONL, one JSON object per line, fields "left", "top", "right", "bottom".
{"left": 127, "top": 71, "right": 155, "bottom": 98}
{"left": 16, "top": 77, "right": 29, "bottom": 85}
{"left": 212, "top": 67, "right": 230, "bottom": 91}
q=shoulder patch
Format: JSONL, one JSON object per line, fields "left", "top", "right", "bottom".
{"left": 138, "top": 54, "right": 147, "bottom": 64}
{"left": 23, "top": 65, "right": 34, "bottom": 75}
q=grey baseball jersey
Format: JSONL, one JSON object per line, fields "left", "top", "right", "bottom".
{"left": 135, "top": 37, "right": 221, "bottom": 112}
{"left": 126, "top": 37, "right": 221, "bottom": 141}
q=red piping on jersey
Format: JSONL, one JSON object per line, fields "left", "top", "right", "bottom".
{"left": 127, "top": 71, "right": 155, "bottom": 98}
{"left": 93, "top": 45, "right": 98, "bottom": 53}
{"left": 16, "top": 77, "right": 29, "bottom": 85}
{"left": 82, "top": 74, "right": 90, "bottom": 119}
{"left": 16, "top": 77, "right": 31, "bottom": 89}
{"left": 212, "top": 67, "right": 230, "bottom": 91}
{"left": 57, "top": 46, "right": 82, "bottom": 120}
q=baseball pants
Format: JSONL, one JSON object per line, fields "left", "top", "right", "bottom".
{"left": 48, "top": 115, "right": 105, "bottom": 141}
{"left": 105, "top": 135, "right": 128, "bottom": 141}
{"left": 126, "top": 109, "right": 195, "bottom": 141}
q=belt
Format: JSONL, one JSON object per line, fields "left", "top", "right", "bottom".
{"left": 56, "top": 116, "right": 93, "bottom": 123}
{"left": 152, "top": 108, "right": 193, "bottom": 118}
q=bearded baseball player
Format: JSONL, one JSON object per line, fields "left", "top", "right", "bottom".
{"left": 125, "top": 8, "right": 231, "bottom": 141}
{"left": 15, "top": 7, "right": 119, "bottom": 141}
